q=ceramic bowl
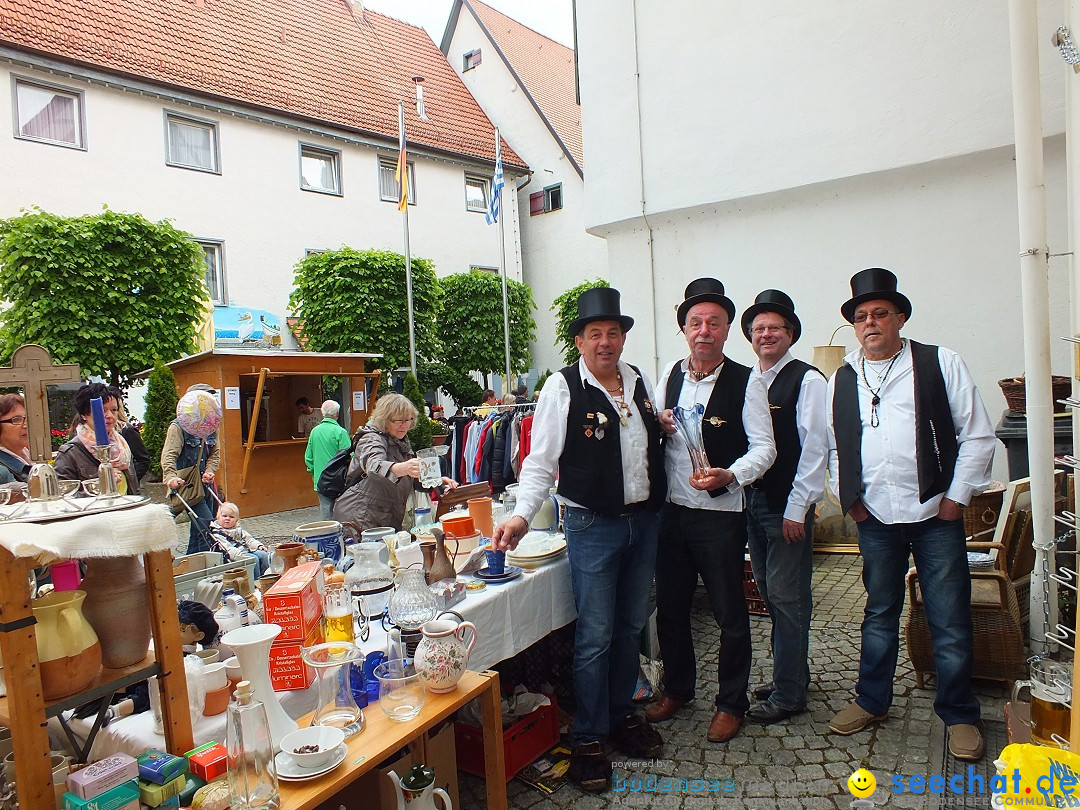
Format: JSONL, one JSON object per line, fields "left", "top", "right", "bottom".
{"left": 202, "top": 662, "right": 227, "bottom": 691}
{"left": 194, "top": 648, "right": 220, "bottom": 665}
{"left": 279, "top": 726, "right": 346, "bottom": 770}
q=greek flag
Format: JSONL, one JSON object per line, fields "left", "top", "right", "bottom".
{"left": 485, "top": 134, "right": 504, "bottom": 225}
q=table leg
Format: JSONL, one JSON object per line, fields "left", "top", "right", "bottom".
{"left": 478, "top": 670, "right": 506, "bottom": 810}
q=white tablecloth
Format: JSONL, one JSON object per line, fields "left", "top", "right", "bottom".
{"left": 49, "top": 555, "right": 576, "bottom": 758}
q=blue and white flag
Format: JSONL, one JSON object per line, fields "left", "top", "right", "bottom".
{"left": 485, "top": 132, "right": 504, "bottom": 225}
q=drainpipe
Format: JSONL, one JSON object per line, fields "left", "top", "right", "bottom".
{"left": 631, "top": 0, "right": 659, "bottom": 378}
{"left": 1008, "top": 0, "right": 1055, "bottom": 651}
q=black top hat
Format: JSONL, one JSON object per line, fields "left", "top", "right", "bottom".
{"left": 676, "top": 278, "right": 736, "bottom": 327}
{"left": 568, "top": 287, "right": 634, "bottom": 339}
{"left": 840, "top": 268, "right": 912, "bottom": 324}
{"left": 741, "top": 289, "right": 802, "bottom": 344}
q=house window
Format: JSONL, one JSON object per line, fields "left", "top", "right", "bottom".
{"left": 13, "top": 77, "right": 85, "bottom": 149}
{"left": 465, "top": 175, "right": 489, "bottom": 213}
{"left": 299, "top": 144, "right": 342, "bottom": 195}
{"left": 470, "top": 265, "right": 499, "bottom": 274}
{"left": 379, "top": 157, "right": 415, "bottom": 205}
{"left": 197, "top": 240, "right": 227, "bottom": 304}
{"left": 165, "top": 111, "right": 220, "bottom": 173}
{"left": 463, "top": 49, "right": 482, "bottom": 71}
{"left": 529, "top": 183, "right": 563, "bottom": 216}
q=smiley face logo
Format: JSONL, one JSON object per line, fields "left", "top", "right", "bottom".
{"left": 847, "top": 768, "right": 876, "bottom": 798}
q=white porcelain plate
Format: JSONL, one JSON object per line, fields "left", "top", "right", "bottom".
{"left": 511, "top": 533, "right": 567, "bottom": 559}
{"left": 507, "top": 547, "right": 567, "bottom": 570}
{"left": 275, "top": 743, "right": 348, "bottom": 781}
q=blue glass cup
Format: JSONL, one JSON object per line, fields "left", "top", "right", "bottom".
{"left": 484, "top": 548, "right": 505, "bottom": 575}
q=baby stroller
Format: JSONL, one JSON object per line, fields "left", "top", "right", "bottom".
{"left": 169, "top": 483, "right": 227, "bottom": 556}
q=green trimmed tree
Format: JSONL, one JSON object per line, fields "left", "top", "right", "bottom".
{"left": 289, "top": 248, "right": 441, "bottom": 370}
{"left": 143, "top": 360, "right": 179, "bottom": 479}
{"left": 438, "top": 270, "right": 536, "bottom": 384}
{"left": 402, "top": 372, "right": 433, "bottom": 450}
{"left": 552, "top": 278, "right": 610, "bottom": 365}
{"left": 418, "top": 361, "right": 485, "bottom": 409}
{"left": 0, "top": 208, "right": 207, "bottom": 387}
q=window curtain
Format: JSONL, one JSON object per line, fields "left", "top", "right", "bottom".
{"left": 20, "top": 91, "right": 76, "bottom": 144}
{"left": 169, "top": 120, "right": 212, "bottom": 168}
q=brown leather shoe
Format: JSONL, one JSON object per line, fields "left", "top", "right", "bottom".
{"left": 645, "top": 695, "right": 686, "bottom": 723}
{"left": 707, "top": 710, "right": 742, "bottom": 743}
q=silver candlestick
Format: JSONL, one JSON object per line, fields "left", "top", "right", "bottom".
{"left": 94, "top": 444, "right": 121, "bottom": 498}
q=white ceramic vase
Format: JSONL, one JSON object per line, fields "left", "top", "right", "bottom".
{"left": 414, "top": 618, "right": 478, "bottom": 693}
{"left": 221, "top": 624, "right": 297, "bottom": 750}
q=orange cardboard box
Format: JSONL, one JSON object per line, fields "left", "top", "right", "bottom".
{"left": 269, "top": 621, "right": 323, "bottom": 691}
{"left": 263, "top": 561, "right": 323, "bottom": 642}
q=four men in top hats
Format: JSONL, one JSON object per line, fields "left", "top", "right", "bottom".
{"left": 826, "top": 268, "right": 994, "bottom": 760}
{"left": 493, "top": 286, "right": 668, "bottom": 793}
{"left": 742, "top": 290, "right": 828, "bottom": 725}
{"left": 649, "top": 279, "right": 775, "bottom": 743}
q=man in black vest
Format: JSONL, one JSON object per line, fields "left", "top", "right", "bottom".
{"left": 492, "top": 287, "right": 667, "bottom": 793}
{"left": 741, "top": 290, "right": 827, "bottom": 725}
{"left": 826, "top": 268, "right": 994, "bottom": 761}
{"left": 646, "top": 278, "right": 776, "bottom": 744}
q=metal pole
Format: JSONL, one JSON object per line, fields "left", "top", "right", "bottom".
{"left": 1008, "top": 0, "right": 1056, "bottom": 650}
{"left": 400, "top": 101, "right": 417, "bottom": 377}
{"left": 496, "top": 128, "right": 513, "bottom": 395}
{"left": 1066, "top": 0, "right": 1080, "bottom": 746}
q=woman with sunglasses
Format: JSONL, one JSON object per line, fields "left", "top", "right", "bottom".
{"left": 0, "top": 393, "right": 31, "bottom": 483}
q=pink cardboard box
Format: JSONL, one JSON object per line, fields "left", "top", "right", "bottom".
{"left": 66, "top": 753, "right": 138, "bottom": 800}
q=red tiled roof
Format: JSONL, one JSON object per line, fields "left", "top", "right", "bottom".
{"left": 463, "top": 0, "right": 582, "bottom": 172}
{"left": 0, "top": 0, "right": 525, "bottom": 169}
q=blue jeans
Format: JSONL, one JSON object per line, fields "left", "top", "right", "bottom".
{"left": 655, "top": 504, "right": 751, "bottom": 716}
{"left": 563, "top": 505, "right": 659, "bottom": 744}
{"left": 855, "top": 513, "right": 980, "bottom": 725}
{"left": 243, "top": 549, "right": 271, "bottom": 579}
{"left": 186, "top": 494, "right": 217, "bottom": 555}
{"left": 745, "top": 488, "right": 814, "bottom": 711}
{"left": 317, "top": 493, "right": 335, "bottom": 520}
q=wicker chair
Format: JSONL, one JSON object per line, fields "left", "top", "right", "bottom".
{"left": 905, "top": 541, "right": 1028, "bottom": 688}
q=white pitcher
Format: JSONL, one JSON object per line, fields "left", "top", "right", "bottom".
{"left": 413, "top": 615, "right": 477, "bottom": 693}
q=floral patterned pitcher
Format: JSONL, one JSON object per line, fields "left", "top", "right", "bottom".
{"left": 413, "top": 614, "right": 478, "bottom": 693}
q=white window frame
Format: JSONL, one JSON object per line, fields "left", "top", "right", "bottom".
{"left": 196, "top": 240, "right": 227, "bottom": 305}
{"left": 465, "top": 174, "right": 489, "bottom": 213}
{"left": 164, "top": 110, "right": 221, "bottom": 173}
{"left": 299, "top": 143, "right": 342, "bottom": 196}
{"left": 12, "top": 75, "right": 86, "bottom": 150}
{"left": 463, "top": 49, "right": 482, "bottom": 71}
{"left": 470, "top": 265, "right": 499, "bottom": 274}
{"left": 379, "top": 157, "right": 416, "bottom": 205}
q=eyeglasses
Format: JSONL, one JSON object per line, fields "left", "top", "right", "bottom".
{"left": 389, "top": 417, "right": 416, "bottom": 425}
{"left": 750, "top": 325, "right": 789, "bottom": 336}
{"left": 0, "top": 416, "right": 27, "bottom": 426}
{"left": 853, "top": 308, "right": 901, "bottom": 324}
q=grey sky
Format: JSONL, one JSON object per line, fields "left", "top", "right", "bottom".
{"left": 360, "top": 0, "right": 574, "bottom": 47}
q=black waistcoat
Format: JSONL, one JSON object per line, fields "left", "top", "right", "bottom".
{"left": 760, "top": 359, "right": 822, "bottom": 512}
{"left": 833, "top": 340, "right": 959, "bottom": 515}
{"left": 557, "top": 363, "right": 666, "bottom": 515}
{"left": 664, "top": 359, "right": 751, "bottom": 500}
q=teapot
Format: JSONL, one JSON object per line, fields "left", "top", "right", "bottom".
{"left": 387, "top": 763, "right": 452, "bottom": 810}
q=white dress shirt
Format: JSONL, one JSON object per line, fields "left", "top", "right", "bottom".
{"left": 753, "top": 352, "right": 828, "bottom": 523}
{"left": 826, "top": 341, "right": 995, "bottom": 524}
{"left": 512, "top": 358, "right": 655, "bottom": 524}
{"left": 655, "top": 358, "right": 776, "bottom": 512}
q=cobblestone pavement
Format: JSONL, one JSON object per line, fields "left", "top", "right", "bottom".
{"left": 188, "top": 511, "right": 1008, "bottom": 808}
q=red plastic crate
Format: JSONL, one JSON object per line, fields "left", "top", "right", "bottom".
{"left": 454, "top": 694, "right": 560, "bottom": 781}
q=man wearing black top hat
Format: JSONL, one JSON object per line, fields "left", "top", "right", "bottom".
{"left": 740, "top": 290, "right": 828, "bottom": 725}
{"left": 493, "top": 286, "right": 668, "bottom": 793}
{"left": 647, "top": 278, "right": 776, "bottom": 744}
{"left": 826, "top": 268, "right": 994, "bottom": 761}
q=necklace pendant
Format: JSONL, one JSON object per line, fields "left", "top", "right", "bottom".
{"left": 871, "top": 395, "right": 880, "bottom": 406}
{"left": 620, "top": 415, "right": 628, "bottom": 427}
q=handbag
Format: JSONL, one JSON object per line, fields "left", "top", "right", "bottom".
{"left": 316, "top": 433, "right": 362, "bottom": 499}
{"left": 167, "top": 443, "right": 205, "bottom": 516}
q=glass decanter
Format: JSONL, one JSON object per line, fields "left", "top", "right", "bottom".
{"left": 344, "top": 543, "right": 394, "bottom": 620}
{"left": 300, "top": 641, "right": 365, "bottom": 737}
{"left": 387, "top": 566, "right": 438, "bottom": 631}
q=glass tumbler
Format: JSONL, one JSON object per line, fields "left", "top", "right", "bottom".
{"left": 373, "top": 658, "right": 426, "bottom": 722}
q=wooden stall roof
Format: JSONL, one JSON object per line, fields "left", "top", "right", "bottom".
{"left": 136, "top": 349, "right": 383, "bottom": 377}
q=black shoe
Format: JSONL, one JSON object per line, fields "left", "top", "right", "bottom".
{"left": 567, "top": 741, "right": 612, "bottom": 793}
{"left": 610, "top": 713, "right": 664, "bottom": 758}
{"left": 752, "top": 683, "right": 776, "bottom": 702}
{"left": 745, "top": 701, "right": 805, "bottom": 725}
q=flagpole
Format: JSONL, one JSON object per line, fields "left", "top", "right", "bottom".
{"left": 495, "top": 129, "right": 513, "bottom": 395}
{"left": 399, "top": 101, "right": 417, "bottom": 377}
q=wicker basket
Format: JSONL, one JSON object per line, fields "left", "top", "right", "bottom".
{"left": 998, "top": 375, "right": 1072, "bottom": 414}
{"left": 963, "top": 481, "right": 1006, "bottom": 539}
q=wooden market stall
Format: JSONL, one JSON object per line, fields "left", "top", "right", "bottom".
{"left": 158, "top": 350, "right": 381, "bottom": 517}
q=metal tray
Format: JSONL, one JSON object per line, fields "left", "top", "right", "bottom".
{"left": 0, "top": 494, "right": 152, "bottom": 524}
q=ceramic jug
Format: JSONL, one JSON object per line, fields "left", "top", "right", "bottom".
{"left": 32, "top": 590, "right": 102, "bottom": 700}
{"left": 388, "top": 764, "right": 452, "bottom": 810}
{"left": 414, "top": 614, "right": 478, "bottom": 693}
{"left": 422, "top": 526, "right": 457, "bottom": 585}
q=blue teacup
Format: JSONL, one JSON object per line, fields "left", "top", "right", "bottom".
{"left": 484, "top": 548, "right": 505, "bottom": 576}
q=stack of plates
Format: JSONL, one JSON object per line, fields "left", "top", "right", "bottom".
{"left": 967, "top": 551, "right": 995, "bottom": 570}
{"left": 507, "top": 532, "right": 568, "bottom": 570}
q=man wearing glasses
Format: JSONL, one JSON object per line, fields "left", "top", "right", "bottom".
{"left": 826, "top": 268, "right": 994, "bottom": 761}
{"left": 741, "top": 290, "right": 827, "bottom": 725}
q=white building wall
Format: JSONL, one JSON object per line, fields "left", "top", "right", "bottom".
{"left": 446, "top": 8, "right": 608, "bottom": 377}
{"left": 577, "top": 1, "right": 1075, "bottom": 477}
{"left": 0, "top": 62, "right": 520, "bottom": 325}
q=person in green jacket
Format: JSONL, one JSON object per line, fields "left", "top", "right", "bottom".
{"left": 304, "top": 400, "right": 351, "bottom": 518}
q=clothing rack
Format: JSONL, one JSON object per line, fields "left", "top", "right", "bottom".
{"left": 459, "top": 402, "right": 536, "bottom": 416}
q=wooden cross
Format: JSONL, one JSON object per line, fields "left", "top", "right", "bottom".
{"left": 0, "top": 345, "right": 81, "bottom": 462}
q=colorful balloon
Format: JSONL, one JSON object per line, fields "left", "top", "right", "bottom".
{"left": 175, "top": 391, "right": 222, "bottom": 439}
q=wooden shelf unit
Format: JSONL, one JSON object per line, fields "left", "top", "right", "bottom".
{"left": 0, "top": 547, "right": 193, "bottom": 808}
